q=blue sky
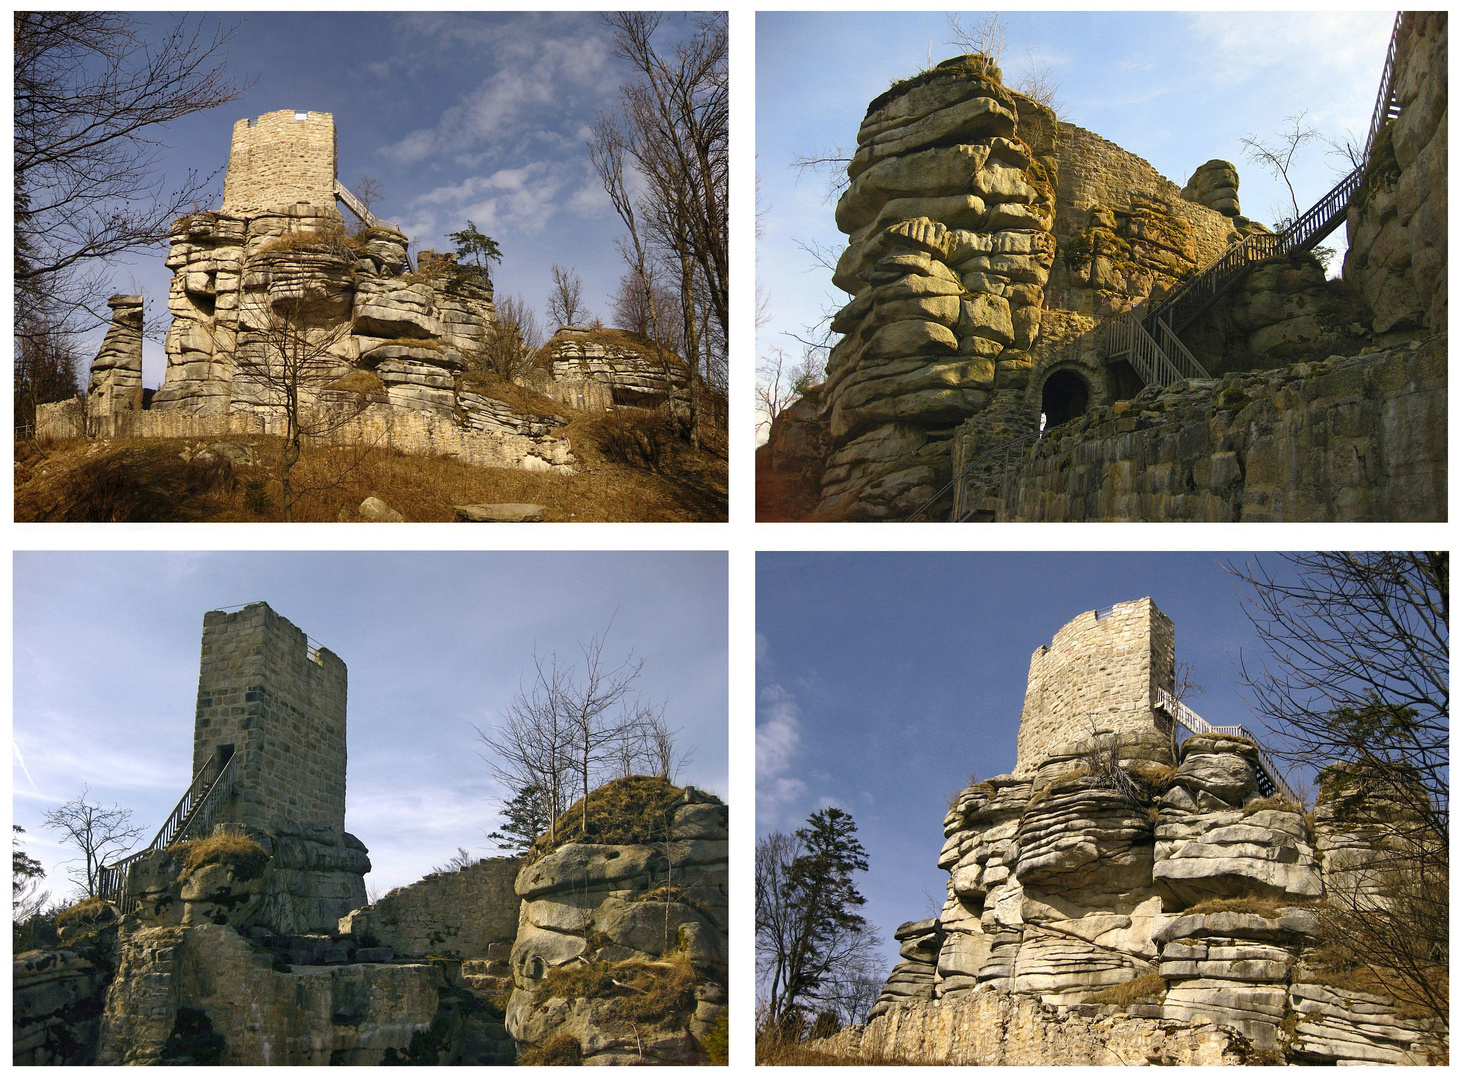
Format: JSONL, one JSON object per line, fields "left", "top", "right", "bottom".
{"left": 757, "top": 11, "right": 1396, "bottom": 370}
{"left": 14, "top": 551, "right": 727, "bottom": 902}
{"left": 81, "top": 12, "right": 710, "bottom": 386}
{"left": 756, "top": 551, "right": 1309, "bottom": 973}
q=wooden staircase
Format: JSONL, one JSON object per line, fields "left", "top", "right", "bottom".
{"left": 97, "top": 751, "right": 238, "bottom": 907}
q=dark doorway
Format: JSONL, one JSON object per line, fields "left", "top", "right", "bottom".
{"left": 1042, "top": 369, "right": 1090, "bottom": 428}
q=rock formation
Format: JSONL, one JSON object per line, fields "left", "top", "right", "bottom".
{"left": 85, "top": 295, "right": 145, "bottom": 419}
{"left": 765, "top": 13, "right": 1446, "bottom": 522}
{"left": 809, "top": 599, "right": 1444, "bottom": 1065}
{"left": 534, "top": 326, "right": 691, "bottom": 411}
{"left": 505, "top": 777, "right": 730, "bottom": 1065}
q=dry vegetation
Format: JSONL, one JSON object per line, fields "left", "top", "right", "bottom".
{"left": 176, "top": 834, "right": 269, "bottom": 879}
{"left": 1088, "top": 969, "right": 1166, "bottom": 1009}
{"left": 15, "top": 408, "right": 727, "bottom": 523}
{"left": 526, "top": 775, "right": 685, "bottom": 860}
{"left": 1181, "top": 895, "right": 1291, "bottom": 918}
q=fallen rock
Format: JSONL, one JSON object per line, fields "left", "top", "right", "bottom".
{"left": 358, "top": 496, "right": 404, "bottom": 522}
{"left": 453, "top": 503, "right": 547, "bottom": 522}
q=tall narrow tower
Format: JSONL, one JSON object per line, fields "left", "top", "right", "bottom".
{"left": 193, "top": 602, "right": 347, "bottom": 832}
{"left": 1014, "top": 597, "right": 1175, "bottom": 774}
{"left": 220, "top": 109, "right": 339, "bottom": 214}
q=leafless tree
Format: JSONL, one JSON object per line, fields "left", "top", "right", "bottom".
{"left": 351, "top": 175, "right": 383, "bottom": 225}
{"left": 42, "top": 787, "right": 143, "bottom": 897}
{"left": 1015, "top": 46, "right": 1066, "bottom": 117}
{"left": 1228, "top": 551, "right": 1448, "bottom": 1026}
{"left": 479, "top": 654, "right": 575, "bottom": 848}
{"left": 546, "top": 264, "right": 587, "bottom": 329}
{"left": 231, "top": 252, "right": 367, "bottom": 521}
{"left": 478, "top": 292, "right": 542, "bottom": 381}
{"left": 944, "top": 13, "right": 1006, "bottom": 76}
{"left": 610, "top": 269, "right": 682, "bottom": 354}
{"left": 14, "top": 13, "right": 250, "bottom": 342}
{"left": 14, "top": 322, "right": 82, "bottom": 437}
{"left": 592, "top": 12, "right": 728, "bottom": 442}
{"left": 1239, "top": 111, "right": 1324, "bottom": 228}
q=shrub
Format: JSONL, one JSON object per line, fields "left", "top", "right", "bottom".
{"left": 700, "top": 1012, "right": 729, "bottom": 1065}
{"left": 56, "top": 896, "right": 113, "bottom": 929}
{"left": 591, "top": 409, "right": 681, "bottom": 472}
{"left": 519, "top": 1032, "right": 583, "bottom": 1066}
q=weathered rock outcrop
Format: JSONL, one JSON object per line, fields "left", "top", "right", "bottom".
{"left": 1344, "top": 12, "right": 1447, "bottom": 337}
{"left": 505, "top": 778, "right": 729, "bottom": 1065}
{"left": 813, "top": 599, "right": 1444, "bottom": 1065}
{"left": 1181, "top": 159, "right": 1242, "bottom": 218}
{"left": 85, "top": 295, "right": 145, "bottom": 418}
{"left": 533, "top": 326, "right": 690, "bottom": 412}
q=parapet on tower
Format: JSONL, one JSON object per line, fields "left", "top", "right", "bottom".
{"left": 221, "top": 109, "right": 339, "bottom": 214}
{"left": 1014, "top": 597, "right": 1175, "bottom": 774}
{"left": 194, "top": 601, "right": 348, "bottom": 832}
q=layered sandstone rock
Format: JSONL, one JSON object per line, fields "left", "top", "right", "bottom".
{"left": 536, "top": 326, "right": 689, "bottom": 411}
{"left": 828, "top": 600, "right": 1444, "bottom": 1065}
{"left": 505, "top": 780, "right": 729, "bottom": 1065}
{"left": 1181, "top": 159, "right": 1242, "bottom": 217}
{"left": 1344, "top": 12, "right": 1447, "bottom": 336}
{"left": 85, "top": 295, "right": 145, "bottom": 418}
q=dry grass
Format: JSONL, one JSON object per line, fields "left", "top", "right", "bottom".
{"left": 755, "top": 1035, "right": 919, "bottom": 1066}
{"left": 1088, "top": 970, "right": 1166, "bottom": 1009}
{"left": 518, "top": 1032, "right": 583, "bottom": 1066}
{"left": 324, "top": 369, "right": 388, "bottom": 397}
{"left": 1243, "top": 794, "right": 1305, "bottom": 815}
{"left": 16, "top": 428, "right": 727, "bottom": 522}
{"left": 458, "top": 370, "right": 568, "bottom": 420}
{"left": 56, "top": 897, "right": 112, "bottom": 927}
{"left": 536, "top": 327, "right": 691, "bottom": 373}
{"left": 1182, "top": 895, "right": 1289, "bottom": 918}
{"left": 176, "top": 834, "right": 269, "bottom": 879}
{"left": 253, "top": 227, "right": 367, "bottom": 257}
{"left": 755, "top": 443, "right": 824, "bottom": 522}
{"left": 539, "top": 951, "right": 700, "bottom": 1025}
{"left": 528, "top": 776, "right": 685, "bottom": 860}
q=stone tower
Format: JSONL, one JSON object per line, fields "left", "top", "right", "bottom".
{"left": 221, "top": 109, "right": 339, "bottom": 214}
{"left": 193, "top": 601, "right": 347, "bottom": 832}
{"left": 1013, "top": 596, "right": 1175, "bottom": 774}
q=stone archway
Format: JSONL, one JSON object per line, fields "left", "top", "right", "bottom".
{"left": 1041, "top": 369, "right": 1091, "bottom": 428}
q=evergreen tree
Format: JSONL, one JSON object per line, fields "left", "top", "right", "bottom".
{"left": 756, "top": 806, "right": 880, "bottom": 1030}
{"left": 486, "top": 783, "right": 552, "bottom": 857}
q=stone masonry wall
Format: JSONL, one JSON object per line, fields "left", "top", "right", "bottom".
{"left": 1014, "top": 598, "right": 1174, "bottom": 774}
{"left": 194, "top": 602, "right": 347, "bottom": 832}
{"left": 222, "top": 110, "right": 339, "bottom": 214}
{"left": 339, "top": 858, "right": 520, "bottom": 960}
{"left": 995, "top": 335, "right": 1445, "bottom": 522}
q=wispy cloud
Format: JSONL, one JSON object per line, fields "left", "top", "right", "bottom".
{"left": 756, "top": 683, "right": 809, "bottom": 829}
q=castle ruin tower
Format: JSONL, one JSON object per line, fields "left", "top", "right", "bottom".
{"left": 221, "top": 110, "right": 340, "bottom": 215}
{"left": 193, "top": 601, "right": 347, "bottom": 833}
{"left": 1013, "top": 596, "right": 1175, "bottom": 774}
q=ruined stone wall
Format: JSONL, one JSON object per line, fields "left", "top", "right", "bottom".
{"left": 992, "top": 336, "right": 1445, "bottom": 522}
{"left": 1344, "top": 12, "right": 1447, "bottom": 337}
{"left": 222, "top": 110, "right": 338, "bottom": 214}
{"left": 194, "top": 603, "right": 347, "bottom": 833}
{"left": 1014, "top": 598, "right": 1174, "bottom": 775}
{"left": 340, "top": 859, "right": 520, "bottom": 960}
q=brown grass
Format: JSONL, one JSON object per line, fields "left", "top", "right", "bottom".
{"left": 56, "top": 896, "right": 112, "bottom": 927}
{"left": 755, "top": 1036, "right": 919, "bottom": 1066}
{"left": 1088, "top": 970, "right": 1166, "bottom": 1009}
{"left": 528, "top": 776, "right": 686, "bottom": 860}
{"left": 536, "top": 327, "right": 691, "bottom": 373}
{"left": 1243, "top": 794, "right": 1305, "bottom": 815}
{"left": 458, "top": 370, "right": 568, "bottom": 421}
{"left": 1182, "top": 895, "right": 1289, "bottom": 918}
{"left": 176, "top": 834, "right": 269, "bottom": 879}
{"left": 16, "top": 430, "right": 727, "bottom": 522}
{"left": 324, "top": 369, "right": 388, "bottom": 397}
{"left": 538, "top": 951, "right": 700, "bottom": 1025}
{"left": 518, "top": 1032, "right": 583, "bottom": 1066}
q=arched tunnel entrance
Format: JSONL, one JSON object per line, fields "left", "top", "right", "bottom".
{"left": 1041, "top": 369, "right": 1091, "bottom": 429}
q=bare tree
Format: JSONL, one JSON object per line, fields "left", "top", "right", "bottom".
{"left": 42, "top": 787, "right": 143, "bottom": 897}
{"left": 610, "top": 269, "right": 681, "bottom": 353}
{"left": 1228, "top": 551, "right": 1448, "bottom": 1027}
{"left": 480, "top": 292, "right": 542, "bottom": 380}
{"left": 14, "top": 13, "right": 250, "bottom": 340}
{"left": 1015, "top": 46, "right": 1066, "bottom": 117}
{"left": 231, "top": 244, "right": 368, "bottom": 521}
{"left": 944, "top": 13, "right": 1006, "bottom": 76}
{"left": 14, "top": 322, "right": 82, "bottom": 437}
{"left": 546, "top": 264, "right": 587, "bottom": 329}
{"left": 351, "top": 175, "right": 383, "bottom": 225}
{"left": 1239, "top": 111, "right": 1324, "bottom": 228}
{"left": 479, "top": 653, "right": 575, "bottom": 849}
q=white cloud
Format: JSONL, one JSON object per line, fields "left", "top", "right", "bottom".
{"left": 756, "top": 683, "right": 809, "bottom": 829}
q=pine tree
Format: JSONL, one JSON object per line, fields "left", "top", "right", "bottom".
{"left": 486, "top": 783, "right": 551, "bottom": 857}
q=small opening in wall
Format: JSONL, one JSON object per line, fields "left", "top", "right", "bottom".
{"left": 295, "top": 111, "right": 308, "bottom": 121}
{"left": 1095, "top": 605, "right": 1116, "bottom": 621}
{"left": 1041, "top": 369, "right": 1090, "bottom": 428}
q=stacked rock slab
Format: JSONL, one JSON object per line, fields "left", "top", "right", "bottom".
{"left": 537, "top": 326, "right": 689, "bottom": 411}
{"left": 505, "top": 781, "right": 729, "bottom": 1065}
{"left": 816, "top": 56, "right": 1244, "bottom": 519}
{"left": 85, "top": 295, "right": 145, "bottom": 418}
{"left": 829, "top": 598, "right": 1443, "bottom": 1064}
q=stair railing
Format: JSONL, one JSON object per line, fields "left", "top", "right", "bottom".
{"left": 96, "top": 752, "right": 239, "bottom": 907}
{"left": 1155, "top": 688, "right": 1301, "bottom": 805}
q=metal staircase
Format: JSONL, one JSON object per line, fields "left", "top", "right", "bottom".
{"left": 1155, "top": 688, "right": 1301, "bottom": 804}
{"left": 1101, "top": 11, "right": 1404, "bottom": 387}
{"left": 97, "top": 751, "right": 238, "bottom": 907}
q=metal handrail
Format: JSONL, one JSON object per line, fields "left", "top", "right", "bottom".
{"left": 97, "top": 752, "right": 238, "bottom": 905}
{"left": 914, "top": 428, "right": 1041, "bottom": 522}
{"left": 1156, "top": 688, "right": 1301, "bottom": 805}
{"left": 1364, "top": 13, "right": 1405, "bottom": 158}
